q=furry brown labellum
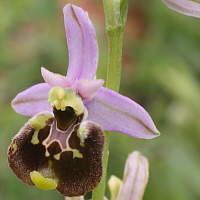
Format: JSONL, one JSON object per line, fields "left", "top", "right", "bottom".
{"left": 8, "top": 108, "right": 104, "bottom": 197}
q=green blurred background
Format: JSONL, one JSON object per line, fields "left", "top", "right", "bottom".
{"left": 1, "top": 0, "right": 200, "bottom": 199}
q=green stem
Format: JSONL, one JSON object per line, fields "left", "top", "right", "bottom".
{"left": 92, "top": 1, "right": 128, "bottom": 200}
{"left": 92, "top": 29, "right": 123, "bottom": 200}
{"left": 106, "top": 27, "right": 124, "bottom": 92}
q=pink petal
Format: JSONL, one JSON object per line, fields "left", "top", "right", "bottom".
{"left": 162, "top": 0, "right": 200, "bottom": 18}
{"left": 11, "top": 83, "right": 52, "bottom": 116}
{"left": 75, "top": 79, "right": 104, "bottom": 100}
{"left": 84, "top": 87, "right": 160, "bottom": 139}
{"left": 41, "top": 67, "right": 71, "bottom": 87}
{"left": 116, "top": 151, "right": 149, "bottom": 200}
{"left": 63, "top": 4, "right": 99, "bottom": 83}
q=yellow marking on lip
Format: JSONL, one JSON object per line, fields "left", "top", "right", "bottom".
{"left": 45, "top": 150, "right": 50, "bottom": 157}
{"left": 29, "top": 113, "right": 53, "bottom": 145}
{"left": 42, "top": 121, "right": 83, "bottom": 160}
{"left": 29, "top": 114, "right": 52, "bottom": 130}
{"left": 12, "top": 142, "right": 18, "bottom": 154}
{"left": 53, "top": 148, "right": 83, "bottom": 160}
{"left": 72, "top": 149, "right": 83, "bottom": 159}
{"left": 30, "top": 171, "right": 57, "bottom": 190}
{"left": 77, "top": 122, "right": 87, "bottom": 147}
{"left": 53, "top": 154, "right": 60, "bottom": 160}
{"left": 31, "top": 130, "right": 39, "bottom": 145}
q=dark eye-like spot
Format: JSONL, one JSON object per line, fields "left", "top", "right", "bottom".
{"left": 38, "top": 126, "right": 51, "bottom": 142}
{"left": 47, "top": 141, "right": 62, "bottom": 157}
{"left": 53, "top": 107, "right": 76, "bottom": 131}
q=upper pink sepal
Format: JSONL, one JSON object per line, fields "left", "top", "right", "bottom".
{"left": 63, "top": 4, "right": 99, "bottom": 83}
{"left": 41, "top": 67, "right": 71, "bottom": 88}
{"left": 76, "top": 79, "right": 104, "bottom": 100}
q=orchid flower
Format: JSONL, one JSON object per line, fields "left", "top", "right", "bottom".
{"left": 116, "top": 151, "right": 149, "bottom": 200}
{"left": 162, "top": 0, "right": 200, "bottom": 18}
{"left": 8, "top": 3, "right": 160, "bottom": 198}
{"left": 108, "top": 151, "right": 149, "bottom": 200}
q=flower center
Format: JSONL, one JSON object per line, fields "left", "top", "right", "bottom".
{"left": 48, "top": 86, "right": 88, "bottom": 131}
{"left": 48, "top": 86, "right": 84, "bottom": 113}
{"left": 53, "top": 106, "right": 76, "bottom": 131}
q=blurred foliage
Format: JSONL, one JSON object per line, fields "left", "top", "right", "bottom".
{"left": 1, "top": 0, "right": 200, "bottom": 199}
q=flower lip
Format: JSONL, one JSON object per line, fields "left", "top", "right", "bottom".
{"left": 8, "top": 111, "right": 105, "bottom": 197}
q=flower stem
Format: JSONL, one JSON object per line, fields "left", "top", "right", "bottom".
{"left": 106, "top": 27, "right": 124, "bottom": 92}
{"left": 92, "top": 0, "right": 128, "bottom": 200}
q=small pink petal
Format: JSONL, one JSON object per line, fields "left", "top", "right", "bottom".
{"left": 162, "top": 0, "right": 200, "bottom": 18}
{"left": 41, "top": 67, "right": 71, "bottom": 88}
{"left": 76, "top": 79, "right": 104, "bottom": 100}
{"left": 116, "top": 151, "right": 149, "bottom": 200}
